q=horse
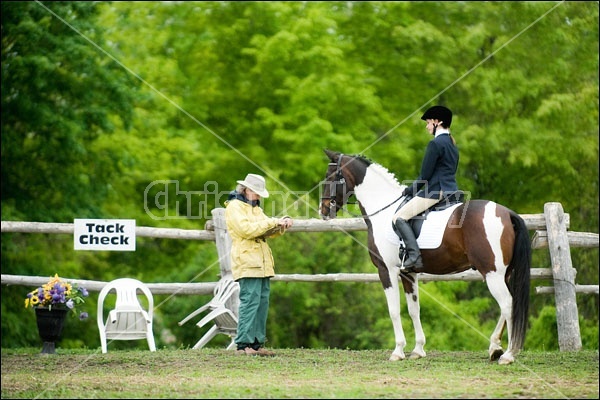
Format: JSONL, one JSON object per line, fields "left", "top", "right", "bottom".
{"left": 319, "top": 149, "right": 531, "bottom": 365}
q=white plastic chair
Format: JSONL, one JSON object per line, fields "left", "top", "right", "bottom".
{"left": 179, "top": 278, "right": 239, "bottom": 350}
{"left": 97, "top": 278, "right": 156, "bottom": 353}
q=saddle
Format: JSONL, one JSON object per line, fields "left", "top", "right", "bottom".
{"left": 398, "top": 191, "right": 465, "bottom": 238}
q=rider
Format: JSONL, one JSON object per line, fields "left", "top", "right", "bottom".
{"left": 393, "top": 105, "right": 459, "bottom": 273}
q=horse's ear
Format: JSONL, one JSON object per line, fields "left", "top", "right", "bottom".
{"left": 324, "top": 149, "right": 338, "bottom": 162}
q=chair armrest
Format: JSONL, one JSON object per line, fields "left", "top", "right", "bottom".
{"left": 109, "top": 310, "right": 118, "bottom": 324}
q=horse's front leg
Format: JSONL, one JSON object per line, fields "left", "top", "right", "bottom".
{"left": 381, "top": 268, "right": 407, "bottom": 361}
{"left": 402, "top": 272, "right": 426, "bottom": 359}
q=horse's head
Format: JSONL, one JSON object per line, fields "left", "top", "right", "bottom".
{"left": 320, "top": 149, "right": 360, "bottom": 220}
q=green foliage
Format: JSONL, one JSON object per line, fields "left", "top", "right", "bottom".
{"left": 526, "top": 305, "right": 560, "bottom": 351}
{"left": 1, "top": 1, "right": 598, "bottom": 352}
{"left": 1, "top": 1, "right": 138, "bottom": 222}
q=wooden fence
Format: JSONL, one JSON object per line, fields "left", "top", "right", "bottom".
{"left": 2, "top": 202, "right": 598, "bottom": 351}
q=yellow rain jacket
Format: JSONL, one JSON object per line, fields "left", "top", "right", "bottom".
{"left": 225, "top": 198, "right": 285, "bottom": 280}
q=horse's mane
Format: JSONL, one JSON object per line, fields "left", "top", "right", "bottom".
{"left": 352, "top": 153, "right": 402, "bottom": 188}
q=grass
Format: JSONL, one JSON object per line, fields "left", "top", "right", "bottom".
{"left": 1, "top": 348, "right": 598, "bottom": 399}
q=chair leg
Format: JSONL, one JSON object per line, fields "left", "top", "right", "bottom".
{"left": 192, "top": 325, "right": 218, "bottom": 350}
{"left": 226, "top": 337, "right": 237, "bottom": 350}
{"left": 147, "top": 330, "right": 156, "bottom": 352}
{"left": 100, "top": 331, "right": 108, "bottom": 353}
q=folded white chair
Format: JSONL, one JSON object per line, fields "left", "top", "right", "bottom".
{"left": 179, "top": 278, "right": 239, "bottom": 350}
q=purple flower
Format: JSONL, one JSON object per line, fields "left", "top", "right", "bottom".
{"left": 79, "top": 312, "right": 89, "bottom": 320}
{"left": 80, "top": 287, "right": 89, "bottom": 297}
{"left": 66, "top": 299, "right": 74, "bottom": 309}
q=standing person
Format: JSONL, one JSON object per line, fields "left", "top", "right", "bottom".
{"left": 392, "top": 105, "right": 459, "bottom": 273}
{"left": 224, "top": 173, "right": 293, "bottom": 356}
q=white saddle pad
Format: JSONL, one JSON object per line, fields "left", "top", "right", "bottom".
{"left": 386, "top": 203, "right": 462, "bottom": 249}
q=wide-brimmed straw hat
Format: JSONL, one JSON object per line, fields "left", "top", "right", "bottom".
{"left": 237, "top": 173, "right": 269, "bottom": 198}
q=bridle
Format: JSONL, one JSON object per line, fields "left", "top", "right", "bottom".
{"left": 320, "top": 154, "right": 347, "bottom": 218}
{"left": 321, "top": 154, "right": 404, "bottom": 219}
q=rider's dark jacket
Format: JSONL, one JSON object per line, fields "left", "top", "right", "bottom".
{"left": 403, "top": 132, "right": 459, "bottom": 200}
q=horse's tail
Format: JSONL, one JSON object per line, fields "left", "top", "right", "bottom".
{"left": 508, "top": 210, "right": 532, "bottom": 351}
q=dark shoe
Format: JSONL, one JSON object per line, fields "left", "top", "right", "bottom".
{"left": 255, "top": 347, "right": 276, "bottom": 357}
{"left": 393, "top": 218, "right": 424, "bottom": 273}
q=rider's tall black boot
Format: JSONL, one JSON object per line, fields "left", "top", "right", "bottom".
{"left": 393, "top": 218, "right": 424, "bottom": 273}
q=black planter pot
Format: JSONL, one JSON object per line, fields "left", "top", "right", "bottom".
{"left": 35, "top": 307, "right": 68, "bottom": 354}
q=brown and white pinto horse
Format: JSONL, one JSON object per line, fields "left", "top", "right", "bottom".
{"left": 319, "top": 149, "right": 531, "bottom": 365}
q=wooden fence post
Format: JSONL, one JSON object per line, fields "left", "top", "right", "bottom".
{"left": 544, "top": 202, "right": 582, "bottom": 351}
{"left": 210, "top": 207, "right": 239, "bottom": 315}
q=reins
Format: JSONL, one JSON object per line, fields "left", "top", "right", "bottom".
{"left": 345, "top": 193, "right": 404, "bottom": 218}
{"left": 363, "top": 194, "right": 405, "bottom": 218}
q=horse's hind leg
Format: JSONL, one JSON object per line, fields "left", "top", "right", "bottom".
{"left": 489, "top": 315, "right": 506, "bottom": 361}
{"left": 485, "top": 272, "right": 515, "bottom": 364}
{"left": 473, "top": 202, "right": 518, "bottom": 364}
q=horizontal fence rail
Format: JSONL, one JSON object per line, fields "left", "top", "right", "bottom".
{"left": 0, "top": 268, "right": 562, "bottom": 295}
{"left": 3, "top": 215, "right": 597, "bottom": 249}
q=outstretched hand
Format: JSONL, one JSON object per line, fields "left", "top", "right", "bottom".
{"left": 278, "top": 217, "right": 293, "bottom": 230}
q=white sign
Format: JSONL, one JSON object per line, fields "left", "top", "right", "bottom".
{"left": 74, "top": 219, "right": 136, "bottom": 251}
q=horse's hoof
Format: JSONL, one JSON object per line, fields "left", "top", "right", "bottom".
{"left": 389, "top": 353, "right": 406, "bottom": 361}
{"left": 409, "top": 351, "right": 425, "bottom": 360}
{"left": 489, "top": 348, "right": 504, "bottom": 361}
{"left": 498, "top": 354, "right": 514, "bottom": 365}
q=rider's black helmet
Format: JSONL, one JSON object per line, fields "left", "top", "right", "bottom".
{"left": 421, "top": 105, "right": 452, "bottom": 128}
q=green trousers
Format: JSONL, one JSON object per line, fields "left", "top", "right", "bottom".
{"left": 235, "top": 277, "right": 271, "bottom": 350}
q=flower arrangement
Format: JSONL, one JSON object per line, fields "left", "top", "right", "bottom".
{"left": 25, "top": 274, "right": 89, "bottom": 320}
